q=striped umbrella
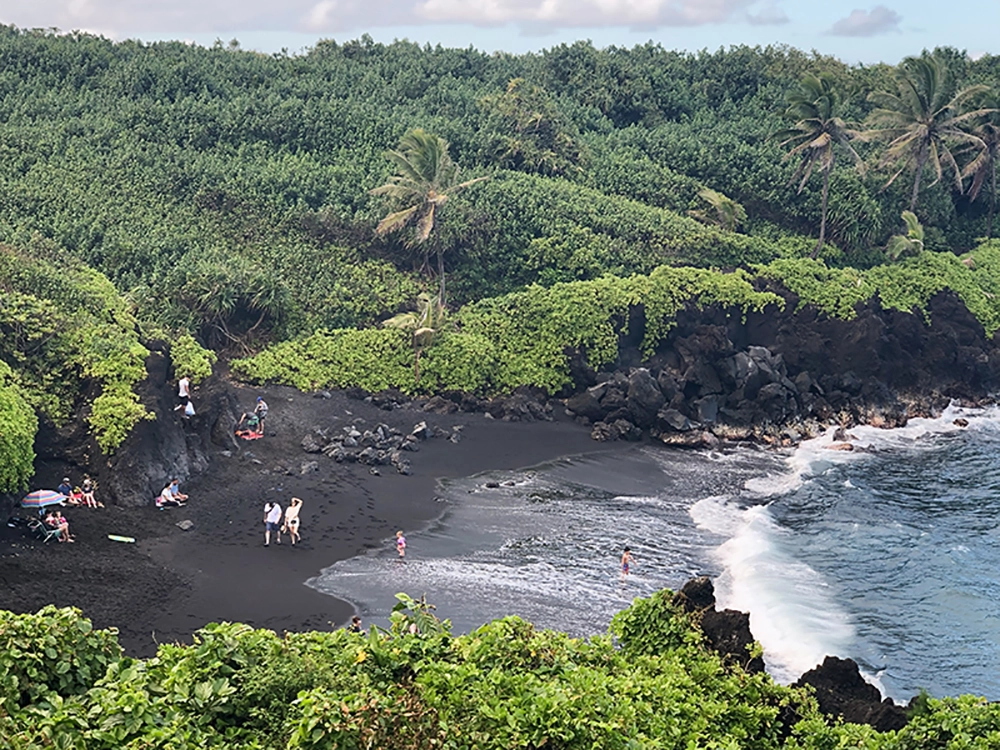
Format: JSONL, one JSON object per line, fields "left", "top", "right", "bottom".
{"left": 21, "top": 489, "right": 67, "bottom": 508}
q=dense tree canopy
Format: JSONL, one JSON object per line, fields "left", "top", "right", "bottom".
{"left": 1, "top": 24, "right": 1000, "bottom": 460}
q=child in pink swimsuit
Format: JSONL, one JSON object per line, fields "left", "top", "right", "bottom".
{"left": 396, "top": 531, "right": 406, "bottom": 558}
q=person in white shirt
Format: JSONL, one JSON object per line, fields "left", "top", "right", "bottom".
{"left": 264, "top": 501, "right": 282, "bottom": 546}
{"left": 283, "top": 497, "right": 303, "bottom": 545}
{"left": 175, "top": 376, "right": 191, "bottom": 411}
{"left": 157, "top": 484, "right": 184, "bottom": 509}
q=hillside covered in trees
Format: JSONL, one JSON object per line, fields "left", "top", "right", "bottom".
{"left": 2, "top": 25, "right": 1000, "bottom": 490}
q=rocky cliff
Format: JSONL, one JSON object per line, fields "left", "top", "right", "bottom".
{"left": 563, "top": 290, "right": 999, "bottom": 446}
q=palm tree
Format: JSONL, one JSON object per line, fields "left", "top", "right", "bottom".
{"left": 885, "top": 210, "right": 925, "bottom": 260}
{"left": 382, "top": 292, "right": 448, "bottom": 384}
{"left": 371, "top": 129, "right": 487, "bottom": 306}
{"left": 773, "top": 72, "right": 862, "bottom": 257}
{"left": 687, "top": 188, "right": 746, "bottom": 232}
{"left": 864, "top": 54, "right": 989, "bottom": 211}
{"left": 960, "top": 92, "right": 1000, "bottom": 238}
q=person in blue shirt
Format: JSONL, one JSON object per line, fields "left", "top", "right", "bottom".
{"left": 57, "top": 477, "right": 72, "bottom": 499}
{"left": 169, "top": 478, "right": 189, "bottom": 503}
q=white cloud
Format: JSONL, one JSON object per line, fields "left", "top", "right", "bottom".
{"left": 746, "top": 2, "right": 788, "bottom": 26}
{"left": 828, "top": 5, "right": 901, "bottom": 37}
{"left": 0, "top": 0, "right": 764, "bottom": 36}
{"left": 416, "top": 0, "right": 758, "bottom": 29}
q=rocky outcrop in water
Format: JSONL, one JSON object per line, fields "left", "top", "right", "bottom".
{"left": 794, "top": 656, "right": 909, "bottom": 732}
{"left": 675, "top": 577, "right": 911, "bottom": 733}
{"left": 674, "top": 577, "right": 765, "bottom": 673}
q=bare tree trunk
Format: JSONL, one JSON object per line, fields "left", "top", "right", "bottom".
{"left": 437, "top": 247, "right": 446, "bottom": 308}
{"left": 813, "top": 156, "right": 834, "bottom": 259}
{"left": 910, "top": 147, "right": 927, "bottom": 212}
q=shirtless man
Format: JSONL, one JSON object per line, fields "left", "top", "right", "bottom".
{"left": 620, "top": 547, "right": 635, "bottom": 580}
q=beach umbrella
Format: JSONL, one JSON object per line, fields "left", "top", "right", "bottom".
{"left": 21, "top": 489, "right": 67, "bottom": 509}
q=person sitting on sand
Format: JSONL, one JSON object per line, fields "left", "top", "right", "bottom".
{"left": 46, "top": 510, "right": 74, "bottom": 543}
{"left": 282, "top": 497, "right": 303, "bottom": 546}
{"left": 81, "top": 474, "right": 103, "bottom": 508}
{"left": 264, "top": 501, "right": 282, "bottom": 546}
{"left": 57, "top": 477, "right": 72, "bottom": 500}
{"left": 157, "top": 483, "right": 185, "bottom": 509}
{"left": 168, "top": 478, "right": 188, "bottom": 504}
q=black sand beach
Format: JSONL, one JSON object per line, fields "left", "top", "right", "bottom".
{"left": 1, "top": 385, "right": 615, "bottom": 656}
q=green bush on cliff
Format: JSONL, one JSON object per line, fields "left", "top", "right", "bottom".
{"left": 232, "top": 327, "right": 497, "bottom": 395}
{"left": 236, "top": 266, "right": 782, "bottom": 396}
{"left": 169, "top": 333, "right": 218, "bottom": 384}
{"left": 0, "top": 243, "right": 151, "bottom": 454}
{"left": 756, "top": 242, "right": 1000, "bottom": 336}
{"left": 0, "top": 360, "right": 37, "bottom": 493}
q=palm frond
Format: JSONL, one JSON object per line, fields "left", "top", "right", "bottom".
{"left": 375, "top": 206, "right": 418, "bottom": 236}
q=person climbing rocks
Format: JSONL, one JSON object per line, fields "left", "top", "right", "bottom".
{"left": 253, "top": 396, "right": 268, "bottom": 435}
{"left": 175, "top": 375, "right": 191, "bottom": 410}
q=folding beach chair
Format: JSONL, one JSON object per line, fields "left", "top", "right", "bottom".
{"left": 28, "top": 516, "right": 63, "bottom": 544}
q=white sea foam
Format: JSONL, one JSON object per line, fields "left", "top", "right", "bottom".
{"left": 693, "top": 403, "right": 1000, "bottom": 692}
{"left": 691, "top": 495, "right": 854, "bottom": 683}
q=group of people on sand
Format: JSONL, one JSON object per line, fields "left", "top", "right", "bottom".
{"left": 263, "top": 497, "right": 302, "bottom": 546}
{"left": 57, "top": 475, "right": 102, "bottom": 508}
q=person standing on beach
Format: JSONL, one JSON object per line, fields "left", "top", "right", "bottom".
{"left": 254, "top": 396, "right": 269, "bottom": 435}
{"left": 396, "top": 530, "right": 406, "bottom": 559}
{"left": 283, "top": 497, "right": 303, "bottom": 545}
{"left": 264, "top": 501, "right": 282, "bottom": 546}
{"left": 348, "top": 615, "right": 363, "bottom": 633}
{"left": 620, "top": 547, "right": 635, "bottom": 580}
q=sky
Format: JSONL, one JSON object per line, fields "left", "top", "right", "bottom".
{"left": 0, "top": 0, "right": 996, "bottom": 65}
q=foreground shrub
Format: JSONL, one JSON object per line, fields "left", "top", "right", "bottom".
{"left": 0, "top": 607, "right": 121, "bottom": 713}
{"left": 4, "top": 593, "right": 1000, "bottom": 749}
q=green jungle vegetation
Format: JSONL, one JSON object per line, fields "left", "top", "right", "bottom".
{"left": 4, "top": 592, "right": 1000, "bottom": 749}
{"left": 0, "top": 32, "right": 997, "bottom": 471}
{"left": 2, "top": 27, "right": 1000, "bottom": 490}
{"left": 0, "top": 29, "right": 996, "bottom": 471}
{"left": 5, "top": 27, "right": 1000, "bottom": 747}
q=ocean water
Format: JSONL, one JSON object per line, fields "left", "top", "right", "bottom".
{"left": 307, "top": 405, "right": 1000, "bottom": 702}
